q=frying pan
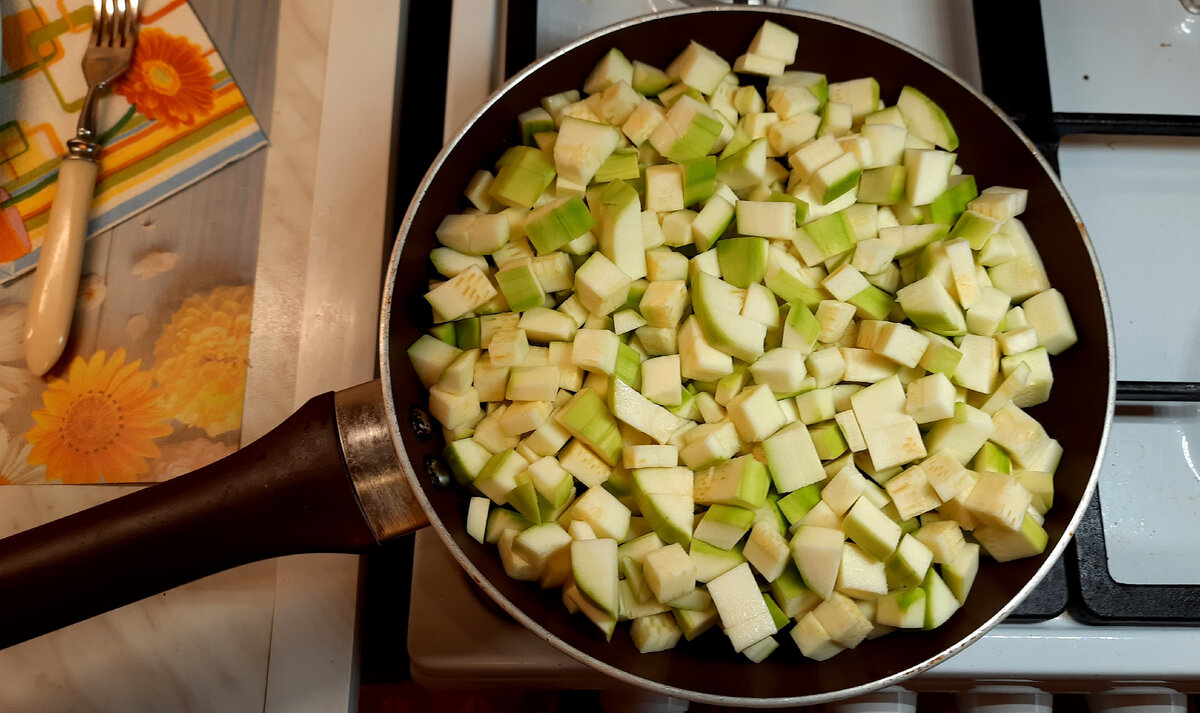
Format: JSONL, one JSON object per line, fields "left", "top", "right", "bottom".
{"left": 0, "top": 7, "right": 1113, "bottom": 708}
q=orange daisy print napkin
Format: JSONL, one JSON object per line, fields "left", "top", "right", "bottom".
{"left": 0, "top": 0, "right": 267, "bottom": 282}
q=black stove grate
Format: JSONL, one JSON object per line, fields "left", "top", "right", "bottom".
{"left": 1006, "top": 555, "right": 1069, "bottom": 622}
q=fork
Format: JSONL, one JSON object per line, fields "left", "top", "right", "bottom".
{"left": 23, "top": 0, "right": 139, "bottom": 377}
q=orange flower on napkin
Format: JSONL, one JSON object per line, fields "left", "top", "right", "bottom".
{"left": 115, "top": 26, "right": 216, "bottom": 128}
{"left": 25, "top": 350, "right": 172, "bottom": 484}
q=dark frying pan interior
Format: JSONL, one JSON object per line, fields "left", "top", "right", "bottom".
{"left": 384, "top": 8, "right": 1111, "bottom": 706}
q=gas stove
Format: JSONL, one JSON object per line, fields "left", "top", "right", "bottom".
{"left": 387, "top": 1, "right": 1200, "bottom": 710}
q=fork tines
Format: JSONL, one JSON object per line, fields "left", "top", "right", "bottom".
{"left": 92, "top": 0, "right": 139, "bottom": 48}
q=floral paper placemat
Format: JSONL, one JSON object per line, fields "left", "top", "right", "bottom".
{"left": 0, "top": 283, "right": 252, "bottom": 484}
{"left": 0, "top": 0, "right": 266, "bottom": 484}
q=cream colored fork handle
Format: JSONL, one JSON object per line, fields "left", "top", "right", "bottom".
{"left": 24, "top": 157, "right": 99, "bottom": 377}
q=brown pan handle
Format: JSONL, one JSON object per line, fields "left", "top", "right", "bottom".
{"left": 0, "top": 379, "right": 428, "bottom": 649}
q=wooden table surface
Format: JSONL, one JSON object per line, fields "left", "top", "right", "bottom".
{"left": 0, "top": 1, "right": 404, "bottom": 711}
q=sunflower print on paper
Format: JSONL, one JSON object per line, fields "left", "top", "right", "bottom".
{"left": 153, "top": 284, "right": 253, "bottom": 438}
{"left": 25, "top": 350, "right": 173, "bottom": 484}
{"left": 114, "top": 26, "right": 216, "bottom": 128}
